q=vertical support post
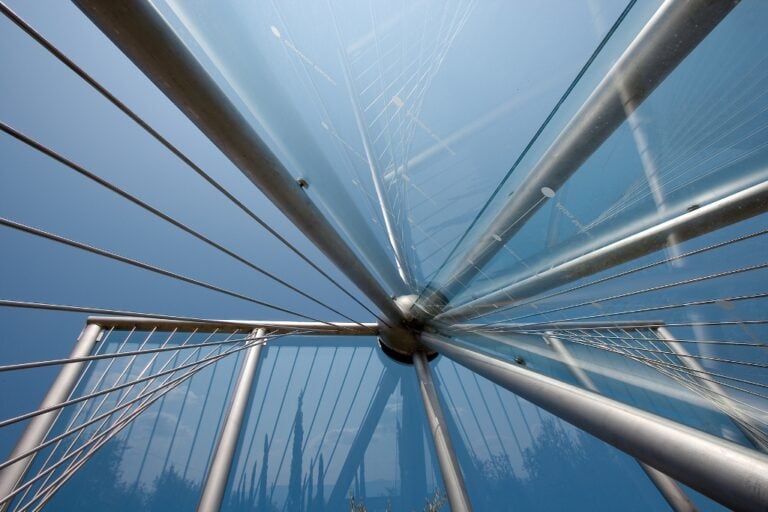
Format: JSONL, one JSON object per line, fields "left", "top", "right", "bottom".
{"left": 655, "top": 326, "right": 768, "bottom": 452}
{"left": 545, "top": 333, "right": 697, "bottom": 512}
{"left": 399, "top": 372, "right": 427, "bottom": 507}
{"left": 197, "top": 328, "right": 266, "bottom": 512}
{"left": 0, "top": 323, "right": 102, "bottom": 510}
{"left": 413, "top": 352, "right": 472, "bottom": 512}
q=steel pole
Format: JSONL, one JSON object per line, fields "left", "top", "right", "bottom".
{"left": 544, "top": 333, "right": 697, "bottom": 512}
{"left": 413, "top": 352, "right": 472, "bottom": 512}
{"left": 439, "top": 176, "right": 768, "bottom": 322}
{"left": 197, "top": 328, "right": 266, "bottom": 512}
{"left": 417, "top": 0, "right": 740, "bottom": 316}
{"left": 86, "top": 316, "right": 378, "bottom": 336}
{"left": 337, "top": 47, "right": 418, "bottom": 289}
{"left": 655, "top": 326, "right": 768, "bottom": 452}
{"left": 421, "top": 331, "right": 768, "bottom": 511}
{"left": 72, "top": 0, "right": 405, "bottom": 324}
{"left": 0, "top": 323, "right": 102, "bottom": 511}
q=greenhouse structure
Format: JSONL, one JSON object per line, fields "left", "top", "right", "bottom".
{"left": 0, "top": 0, "right": 767, "bottom": 510}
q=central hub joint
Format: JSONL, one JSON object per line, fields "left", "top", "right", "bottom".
{"left": 377, "top": 295, "right": 436, "bottom": 363}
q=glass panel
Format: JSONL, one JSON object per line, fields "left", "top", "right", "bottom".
{"left": 445, "top": 214, "right": 768, "bottom": 447}
{"left": 146, "top": 0, "right": 660, "bottom": 291}
{"left": 222, "top": 338, "right": 446, "bottom": 512}
{"left": 447, "top": 0, "right": 768, "bottom": 298}
{"left": 11, "top": 328, "right": 246, "bottom": 511}
{"left": 1, "top": 1, "right": 766, "bottom": 511}
{"left": 435, "top": 359, "right": 728, "bottom": 511}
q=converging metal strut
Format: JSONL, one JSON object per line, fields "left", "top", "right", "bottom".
{"left": 421, "top": 332, "right": 768, "bottom": 511}
{"left": 198, "top": 328, "right": 266, "bottom": 512}
{"left": 0, "top": 1, "right": 383, "bottom": 324}
{"left": 440, "top": 177, "right": 768, "bottom": 322}
{"left": 655, "top": 326, "right": 768, "bottom": 452}
{"left": 337, "top": 46, "right": 417, "bottom": 290}
{"left": 544, "top": 333, "right": 697, "bottom": 512}
{"left": 72, "top": 0, "right": 406, "bottom": 325}
{"left": 0, "top": 323, "right": 102, "bottom": 512}
{"left": 417, "top": 0, "right": 741, "bottom": 316}
{"left": 413, "top": 352, "right": 472, "bottom": 512}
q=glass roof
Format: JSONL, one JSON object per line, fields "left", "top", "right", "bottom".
{"left": 0, "top": 0, "right": 766, "bottom": 510}
{"left": 148, "top": 0, "right": 666, "bottom": 290}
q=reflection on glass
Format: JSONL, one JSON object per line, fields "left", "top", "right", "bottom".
{"left": 0, "top": 0, "right": 766, "bottom": 510}
{"left": 223, "top": 339, "right": 445, "bottom": 512}
{"left": 23, "top": 329, "right": 246, "bottom": 511}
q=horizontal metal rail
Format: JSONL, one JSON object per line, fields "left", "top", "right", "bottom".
{"left": 440, "top": 178, "right": 768, "bottom": 321}
{"left": 417, "top": 0, "right": 740, "bottom": 316}
{"left": 86, "top": 316, "right": 378, "bottom": 335}
{"left": 72, "top": 0, "right": 405, "bottom": 324}
{"left": 421, "top": 331, "right": 768, "bottom": 511}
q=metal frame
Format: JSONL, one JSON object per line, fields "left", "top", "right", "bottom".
{"left": 71, "top": 1, "right": 406, "bottom": 325}
{"left": 544, "top": 333, "right": 696, "bottom": 512}
{"left": 421, "top": 331, "right": 768, "bottom": 511}
{"left": 197, "top": 328, "right": 266, "bottom": 512}
{"left": 3, "top": 1, "right": 766, "bottom": 511}
{"left": 0, "top": 324, "right": 102, "bottom": 512}
{"left": 416, "top": 0, "right": 740, "bottom": 316}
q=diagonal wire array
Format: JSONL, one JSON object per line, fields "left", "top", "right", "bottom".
{"left": 0, "top": 1, "right": 382, "bottom": 324}
{"left": 0, "top": 328, "right": 311, "bottom": 512}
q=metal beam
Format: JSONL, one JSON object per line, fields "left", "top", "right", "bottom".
{"left": 421, "top": 331, "right": 768, "bottom": 511}
{"left": 337, "top": 44, "right": 418, "bottom": 289}
{"left": 0, "top": 323, "right": 102, "bottom": 511}
{"left": 452, "top": 320, "right": 663, "bottom": 332}
{"left": 440, "top": 178, "right": 768, "bottom": 322}
{"left": 86, "top": 316, "right": 378, "bottom": 336}
{"left": 655, "top": 326, "right": 768, "bottom": 452}
{"left": 417, "top": 0, "right": 740, "bottom": 316}
{"left": 398, "top": 371, "right": 427, "bottom": 506}
{"left": 198, "top": 328, "right": 266, "bottom": 512}
{"left": 544, "top": 333, "right": 697, "bottom": 512}
{"left": 413, "top": 352, "right": 472, "bottom": 511}
{"left": 72, "top": 0, "right": 405, "bottom": 324}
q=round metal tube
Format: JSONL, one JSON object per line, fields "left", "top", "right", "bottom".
{"left": 86, "top": 316, "right": 378, "bottom": 336}
{"left": 0, "top": 324, "right": 101, "bottom": 512}
{"left": 418, "top": 0, "right": 741, "bottom": 315}
{"left": 413, "top": 352, "right": 473, "bottom": 512}
{"left": 197, "top": 328, "right": 266, "bottom": 512}
{"left": 421, "top": 332, "right": 768, "bottom": 511}
{"left": 72, "top": 0, "right": 405, "bottom": 324}
{"left": 440, "top": 177, "right": 768, "bottom": 322}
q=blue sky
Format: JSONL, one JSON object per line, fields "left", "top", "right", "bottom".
{"left": 0, "top": 2, "right": 764, "bottom": 510}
